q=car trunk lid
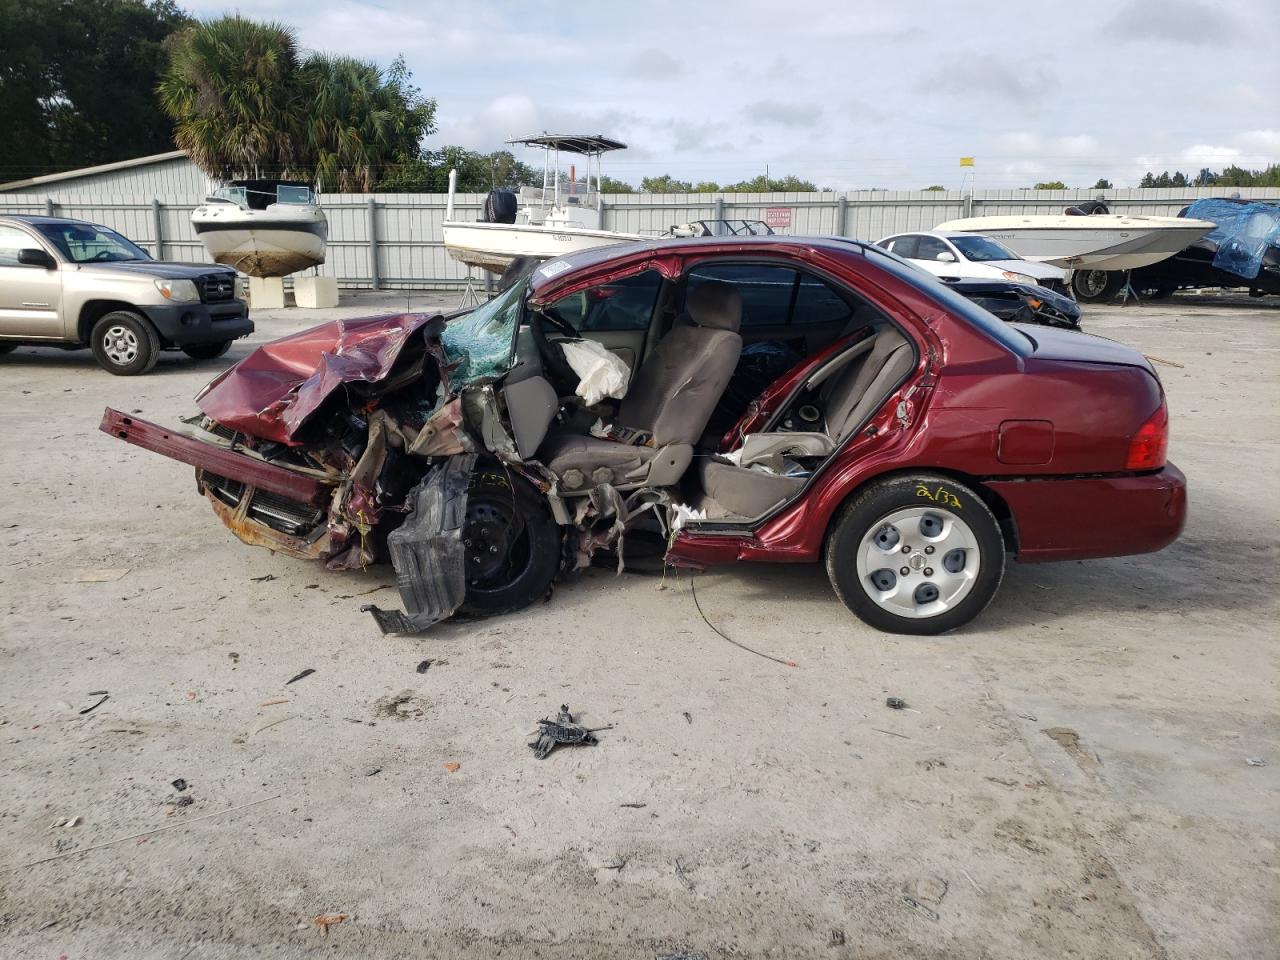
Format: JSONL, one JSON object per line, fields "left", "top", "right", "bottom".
{"left": 1013, "top": 324, "right": 1156, "bottom": 375}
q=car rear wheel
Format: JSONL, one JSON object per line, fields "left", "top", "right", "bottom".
{"left": 825, "top": 474, "right": 1005, "bottom": 635}
{"left": 90, "top": 310, "right": 159, "bottom": 376}
{"left": 457, "top": 467, "right": 562, "bottom": 617}
{"left": 0, "top": 344, "right": 18, "bottom": 354}
{"left": 1071, "top": 269, "right": 1125, "bottom": 303}
{"left": 181, "top": 340, "right": 232, "bottom": 360}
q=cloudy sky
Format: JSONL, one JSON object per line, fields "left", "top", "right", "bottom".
{"left": 187, "top": 0, "right": 1278, "bottom": 190}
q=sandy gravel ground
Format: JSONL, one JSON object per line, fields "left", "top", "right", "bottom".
{"left": 1, "top": 292, "right": 1277, "bottom": 959}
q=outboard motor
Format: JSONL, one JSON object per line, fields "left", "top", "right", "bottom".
{"left": 1064, "top": 199, "right": 1111, "bottom": 216}
{"left": 483, "top": 189, "right": 518, "bottom": 224}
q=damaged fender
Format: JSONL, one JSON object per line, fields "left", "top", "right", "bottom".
{"left": 364, "top": 453, "right": 478, "bottom": 634}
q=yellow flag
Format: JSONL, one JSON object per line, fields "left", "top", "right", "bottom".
{"left": 959, "top": 157, "right": 975, "bottom": 167}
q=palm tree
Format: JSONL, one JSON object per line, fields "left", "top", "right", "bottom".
{"left": 157, "top": 16, "right": 304, "bottom": 181}
{"left": 298, "top": 54, "right": 434, "bottom": 192}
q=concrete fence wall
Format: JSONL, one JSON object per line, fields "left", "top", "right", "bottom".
{"left": 3, "top": 187, "right": 1277, "bottom": 290}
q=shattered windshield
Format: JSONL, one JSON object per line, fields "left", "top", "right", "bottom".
{"left": 441, "top": 278, "right": 526, "bottom": 384}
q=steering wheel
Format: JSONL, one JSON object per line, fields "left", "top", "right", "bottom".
{"left": 90, "top": 250, "right": 117, "bottom": 261}
{"left": 529, "top": 308, "right": 582, "bottom": 395}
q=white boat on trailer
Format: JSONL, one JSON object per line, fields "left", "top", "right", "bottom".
{"left": 935, "top": 203, "right": 1215, "bottom": 272}
{"left": 442, "top": 134, "right": 774, "bottom": 275}
{"left": 191, "top": 180, "right": 328, "bottom": 278}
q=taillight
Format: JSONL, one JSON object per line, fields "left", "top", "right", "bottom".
{"left": 1125, "top": 400, "right": 1168, "bottom": 470}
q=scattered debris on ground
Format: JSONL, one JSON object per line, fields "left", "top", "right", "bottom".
{"left": 683, "top": 711, "right": 692, "bottom": 724}
{"left": 73, "top": 568, "right": 130, "bottom": 583}
{"left": 313, "top": 913, "right": 347, "bottom": 937}
{"left": 829, "top": 928, "right": 846, "bottom": 946}
{"left": 285, "top": 668, "right": 315, "bottom": 685}
{"left": 79, "top": 693, "right": 109, "bottom": 715}
{"left": 689, "top": 577, "right": 796, "bottom": 667}
{"left": 416, "top": 659, "right": 433, "bottom": 674}
{"left": 620, "top": 802, "right": 647, "bottom": 809}
{"left": 249, "top": 574, "right": 277, "bottom": 582}
{"left": 886, "top": 697, "right": 906, "bottom": 709}
{"left": 529, "top": 704, "right": 610, "bottom": 759}
{"left": 171, "top": 778, "right": 188, "bottom": 792}
{"left": 1246, "top": 757, "right": 1267, "bottom": 767}
{"left": 443, "top": 761, "right": 461, "bottom": 773}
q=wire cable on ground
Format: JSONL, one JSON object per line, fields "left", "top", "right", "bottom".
{"left": 687, "top": 574, "right": 797, "bottom": 668}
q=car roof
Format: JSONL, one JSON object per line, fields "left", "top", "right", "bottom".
{"left": 0, "top": 213, "right": 88, "bottom": 227}
{"left": 529, "top": 234, "right": 878, "bottom": 297}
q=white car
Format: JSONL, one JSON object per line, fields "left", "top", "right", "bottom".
{"left": 875, "top": 230, "right": 1069, "bottom": 294}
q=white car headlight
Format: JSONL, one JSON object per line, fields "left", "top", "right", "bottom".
{"left": 155, "top": 278, "right": 200, "bottom": 302}
{"left": 1001, "top": 271, "right": 1038, "bottom": 286}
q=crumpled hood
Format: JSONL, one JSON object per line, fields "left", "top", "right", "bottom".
{"left": 196, "top": 312, "right": 444, "bottom": 444}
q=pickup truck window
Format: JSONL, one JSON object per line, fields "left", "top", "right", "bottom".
{"left": 0, "top": 225, "right": 35, "bottom": 266}
{"left": 34, "top": 222, "right": 150, "bottom": 264}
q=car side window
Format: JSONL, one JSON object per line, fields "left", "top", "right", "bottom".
{"left": 915, "top": 236, "right": 950, "bottom": 261}
{"left": 792, "top": 273, "right": 855, "bottom": 326}
{"left": 549, "top": 269, "right": 662, "bottom": 332}
{"left": 0, "top": 225, "right": 36, "bottom": 266}
{"left": 886, "top": 235, "right": 918, "bottom": 259}
{"left": 686, "top": 263, "right": 798, "bottom": 327}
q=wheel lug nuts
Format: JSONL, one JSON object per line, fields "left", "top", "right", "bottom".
{"left": 901, "top": 545, "right": 911, "bottom": 554}
{"left": 924, "top": 545, "right": 935, "bottom": 554}
{"left": 900, "top": 566, "right": 910, "bottom": 576}
{"left": 924, "top": 567, "right": 934, "bottom": 576}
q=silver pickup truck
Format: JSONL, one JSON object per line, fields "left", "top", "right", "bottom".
{"left": 0, "top": 214, "right": 252, "bottom": 375}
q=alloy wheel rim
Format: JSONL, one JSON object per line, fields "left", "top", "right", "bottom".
{"left": 103, "top": 325, "right": 139, "bottom": 365}
{"left": 1078, "top": 270, "right": 1109, "bottom": 297}
{"left": 856, "top": 506, "right": 980, "bottom": 619}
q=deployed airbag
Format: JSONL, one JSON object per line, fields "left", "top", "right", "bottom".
{"left": 560, "top": 339, "right": 631, "bottom": 405}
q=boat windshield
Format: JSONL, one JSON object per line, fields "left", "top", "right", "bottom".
{"left": 212, "top": 186, "right": 248, "bottom": 205}
{"left": 441, "top": 278, "right": 527, "bottom": 383}
{"left": 276, "top": 185, "right": 313, "bottom": 204}
{"left": 34, "top": 221, "right": 151, "bottom": 263}
{"left": 949, "top": 235, "right": 1020, "bottom": 262}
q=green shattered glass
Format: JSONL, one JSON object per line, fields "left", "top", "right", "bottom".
{"left": 440, "top": 279, "right": 526, "bottom": 385}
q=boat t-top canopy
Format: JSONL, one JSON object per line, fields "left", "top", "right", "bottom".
{"left": 507, "top": 134, "right": 627, "bottom": 155}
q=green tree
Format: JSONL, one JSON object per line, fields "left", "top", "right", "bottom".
{"left": 0, "top": 0, "right": 192, "bottom": 182}
{"left": 597, "top": 175, "right": 635, "bottom": 193}
{"left": 693, "top": 180, "right": 722, "bottom": 192}
{"left": 1033, "top": 180, "right": 1068, "bottom": 190}
{"left": 721, "top": 174, "right": 818, "bottom": 192}
{"left": 158, "top": 16, "right": 306, "bottom": 180}
{"left": 159, "top": 15, "right": 435, "bottom": 188}
{"left": 922, "top": 184, "right": 946, "bottom": 191}
{"left": 641, "top": 174, "right": 694, "bottom": 192}
{"left": 1092, "top": 178, "right": 1113, "bottom": 189}
{"left": 377, "top": 147, "right": 538, "bottom": 193}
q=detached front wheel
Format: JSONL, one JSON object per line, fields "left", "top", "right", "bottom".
{"left": 1071, "top": 269, "right": 1125, "bottom": 303}
{"left": 826, "top": 475, "right": 1005, "bottom": 635}
{"left": 458, "top": 467, "right": 561, "bottom": 617}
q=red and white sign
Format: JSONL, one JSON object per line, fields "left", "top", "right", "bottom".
{"left": 764, "top": 206, "right": 793, "bottom": 229}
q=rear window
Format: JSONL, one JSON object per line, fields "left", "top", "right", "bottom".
{"left": 861, "top": 245, "right": 1033, "bottom": 355}
{"left": 686, "top": 262, "right": 857, "bottom": 328}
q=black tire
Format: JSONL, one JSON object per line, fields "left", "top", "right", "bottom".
{"left": 457, "top": 467, "right": 562, "bottom": 617}
{"left": 181, "top": 340, "right": 233, "bottom": 360}
{"left": 825, "top": 474, "right": 1005, "bottom": 635}
{"left": 1071, "top": 269, "right": 1125, "bottom": 303}
{"left": 90, "top": 310, "right": 159, "bottom": 376}
{"left": 0, "top": 343, "right": 18, "bottom": 354}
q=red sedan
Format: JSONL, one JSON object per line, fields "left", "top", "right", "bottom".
{"left": 102, "top": 236, "right": 1186, "bottom": 634}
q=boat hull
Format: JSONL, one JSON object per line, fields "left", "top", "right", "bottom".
{"left": 192, "top": 207, "right": 328, "bottom": 278}
{"left": 935, "top": 215, "right": 1215, "bottom": 271}
{"left": 442, "top": 221, "right": 642, "bottom": 274}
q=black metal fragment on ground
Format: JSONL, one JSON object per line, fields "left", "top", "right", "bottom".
{"left": 285, "top": 668, "right": 315, "bottom": 685}
{"left": 886, "top": 697, "right": 906, "bottom": 709}
{"left": 416, "top": 659, "right": 433, "bottom": 674}
{"left": 171, "top": 778, "right": 188, "bottom": 792}
{"left": 529, "top": 704, "right": 611, "bottom": 759}
{"left": 79, "top": 694, "right": 109, "bottom": 715}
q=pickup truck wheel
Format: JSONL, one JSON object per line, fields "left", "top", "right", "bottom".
{"left": 181, "top": 340, "right": 232, "bottom": 360}
{"left": 90, "top": 311, "right": 159, "bottom": 376}
{"left": 457, "top": 467, "right": 561, "bottom": 617}
{"left": 0, "top": 344, "right": 18, "bottom": 354}
{"left": 825, "top": 474, "right": 1005, "bottom": 635}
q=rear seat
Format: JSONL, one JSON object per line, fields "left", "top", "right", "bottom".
{"left": 696, "top": 326, "right": 914, "bottom": 519}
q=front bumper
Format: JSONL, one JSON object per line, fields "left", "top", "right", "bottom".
{"left": 985, "top": 463, "right": 1187, "bottom": 563}
{"left": 137, "top": 299, "right": 253, "bottom": 347}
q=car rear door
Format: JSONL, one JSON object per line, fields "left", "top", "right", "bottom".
{"left": 0, "top": 224, "right": 64, "bottom": 339}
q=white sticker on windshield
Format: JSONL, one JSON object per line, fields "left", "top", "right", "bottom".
{"left": 537, "top": 260, "right": 571, "bottom": 280}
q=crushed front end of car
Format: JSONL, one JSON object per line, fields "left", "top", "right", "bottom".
{"left": 102, "top": 279, "right": 611, "bottom": 632}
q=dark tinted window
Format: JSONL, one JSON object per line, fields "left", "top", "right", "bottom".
{"left": 688, "top": 263, "right": 797, "bottom": 327}
{"left": 884, "top": 235, "right": 918, "bottom": 258}
{"left": 550, "top": 269, "right": 662, "bottom": 332}
{"left": 914, "top": 236, "right": 950, "bottom": 261}
{"left": 792, "top": 273, "right": 854, "bottom": 325}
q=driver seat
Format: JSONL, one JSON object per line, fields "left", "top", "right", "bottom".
{"left": 536, "top": 281, "right": 743, "bottom": 492}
